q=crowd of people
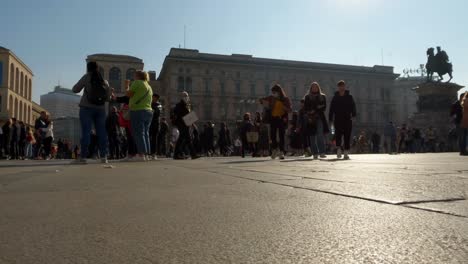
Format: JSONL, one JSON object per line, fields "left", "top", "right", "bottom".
{"left": 1, "top": 61, "right": 467, "bottom": 162}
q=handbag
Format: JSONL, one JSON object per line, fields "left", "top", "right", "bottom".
{"left": 183, "top": 111, "right": 199, "bottom": 126}
{"left": 246, "top": 132, "right": 259, "bottom": 143}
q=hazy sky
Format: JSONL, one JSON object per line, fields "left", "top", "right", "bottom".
{"left": 1, "top": 0, "right": 467, "bottom": 102}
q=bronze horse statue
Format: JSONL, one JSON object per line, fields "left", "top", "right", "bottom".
{"left": 426, "top": 47, "right": 453, "bottom": 82}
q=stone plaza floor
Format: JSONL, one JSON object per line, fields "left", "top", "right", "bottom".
{"left": 0, "top": 153, "right": 467, "bottom": 263}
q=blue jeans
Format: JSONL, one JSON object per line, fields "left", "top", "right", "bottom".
{"left": 25, "top": 143, "right": 33, "bottom": 158}
{"left": 79, "top": 107, "right": 108, "bottom": 158}
{"left": 130, "top": 110, "right": 153, "bottom": 155}
{"left": 309, "top": 119, "right": 325, "bottom": 155}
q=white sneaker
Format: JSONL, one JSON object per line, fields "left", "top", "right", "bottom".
{"left": 152, "top": 155, "right": 158, "bottom": 161}
{"left": 101, "top": 158, "right": 109, "bottom": 164}
{"left": 344, "top": 150, "right": 350, "bottom": 160}
{"left": 337, "top": 149, "right": 343, "bottom": 159}
{"left": 279, "top": 152, "right": 285, "bottom": 160}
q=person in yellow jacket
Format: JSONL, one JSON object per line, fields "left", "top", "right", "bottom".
{"left": 260, "top": 85, "right": 292, "bottom": 160}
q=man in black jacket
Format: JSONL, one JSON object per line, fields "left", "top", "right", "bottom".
{"left": 149, "top": 94, "right": 162, "bottom": 160}
{"left": 158, "top": 118, "right": 169, "bottom": 157}
{"left": 172, "top": 92, "right": 200, "bottom": 160}
{"left": 329, "top": 80, "right": 357, "bottom": 160}
{"left": 451, "top": 93, "right": 467, "bottom": 155}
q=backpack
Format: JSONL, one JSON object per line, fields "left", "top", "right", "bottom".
{"left": 87, "top": 74, "right": 108, "bottom": 105}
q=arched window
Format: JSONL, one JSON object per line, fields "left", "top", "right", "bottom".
{"left": 109, "top": 67, "right": 122, "bottom": 91}
{"left": 9, "top": 95, "right": 13, "bottom": 116}
{"left": 24, "top": 76, "right": 28, "bottom": 99}
{"left": 186, "top": 77, "right": 193, "bottom": 93}
{"left": 28, "top": 79, "right": 32, "bottom": 100}
{"left": 20, "top": 72, "right": 24, "bottom": 97}
{"left": 14, "top": 98, "right": 18, "bottom": 119}
{"left": 15, "top": 68, "right": 19, "bottom": 93}
{"left": 23, "top": 103, "right": 27, "bottom": 122}
{"left": 27, "top": 105, "right": 31, "bottom": 124}
{"left": 9, "top": 63, "right": 14, "bottom": 89}
{"left": 126, "top": 68, "right": 136, "bottom": 81}
{"left": 177, "top": 76, "right": 185, "bottom": 92}
{"left": 19, "top": 101, "right": 23, "bottom": 121}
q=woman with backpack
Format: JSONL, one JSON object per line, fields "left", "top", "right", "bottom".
{"left": 260, "top": 84, "right": 292, "bottom": 160}
{"left": 125, "top": 71, "right": 153, "bottom": 162}
{"left": 72, "top": 61, "right": 111, "bottom": 164}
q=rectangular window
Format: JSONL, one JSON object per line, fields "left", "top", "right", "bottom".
{"left": 236, "top": 82, "right": 241, "bottom": 95}
{"left": 205, "top": 104, "right": 212, "bottom": 120}
{"left": 205, "top": 79, "right": 210, "bottom": 94}
{"left": 265, "top": 84, "right": 270, "bottom": 95}
{"left": 220, "top": 82, "right": 226, "bottom": 95}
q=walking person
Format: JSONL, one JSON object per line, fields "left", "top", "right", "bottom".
{"left": 255, "top": 112, "right": 270, "bottom": 157}
{"left": 260, "top": 84, "right": 292, "bottom": 160}
{"left": 149, "top": 94, "right": 162, "bottom": 159}
{"left": 218, "top": 122, "right": 231, "bottom": 156}
{"left": 19, "top": 122, "right": 26, "bottom": 159}
{"left": 24, "top": 127, "right": 36, "bottom": 160}
{"left": 106, "top": 106, "right": 122, "bottom": 160}
{"left": 240, "top": 113, "right": 257, "bottom": 158}
{"left": 72, "top": 61, "right": 111, "bottom": 164}
{"left": 126, "top": 71, "right": 154, "bottom": 162}
{"left": 384, "top": 121, "right": 397, "bottom": 154}
{"left": 371, "top": 131, "right": 381, "bottom": 153}
{"left": 43, "top": 119, "right": 54, "bottom": 160}
{"left": 9, "top": 118, "right": 19, "bottom": 160}
{"left": 329, "top": 80, "right": 357, "bottom": 160}
{"left": 2, "top": 119, "right": 12, "bottom": 159}
{"left": 172, "top": 92, "right": 200, "bottom": 160}
{"left": 158, "top": 118, "right": 169, "bottom": 157}
{"left": 304, "top": 82, "right": 330, "bottom": 159}
{"left": 451, "top": 93, "right": 467, "bottom": 155}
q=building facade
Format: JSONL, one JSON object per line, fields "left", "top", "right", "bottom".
{"left": 40, "top": 85, "right": 81, "bottom": 119}
{"left": 0, "top": 46, "right": 34, "bottom": 126}
{"left": 158, "top": 48, "right": 401, "bottom": 135}
{"left": 392, "top": 76, "right": 422, "bottom": 125}
{"left": 53, "top": 117, "right": 81, "bottom": 146}
{"left": 31, "top": 102, "right": 48, "bottom": 124}
{"left": 86, "top": 54, "right": 144, "bottom": 93}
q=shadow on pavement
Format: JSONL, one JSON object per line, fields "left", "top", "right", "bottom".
{"left": 222, "top": 159, "right": 272, "bottom": 164}
{"left": 320, "top": 158, "right": 349, "bottom": 162}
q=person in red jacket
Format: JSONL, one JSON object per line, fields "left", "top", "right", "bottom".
{"left": 260, "top": 84, "right": 292, "bottom": 160}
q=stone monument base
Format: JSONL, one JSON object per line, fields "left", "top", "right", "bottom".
{"left": 409, "top": 82, "right": 464, "bottom": 139}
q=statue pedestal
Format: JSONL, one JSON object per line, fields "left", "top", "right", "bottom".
{"left": 409, "top": 82, "right": 464, "bottom": 139}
